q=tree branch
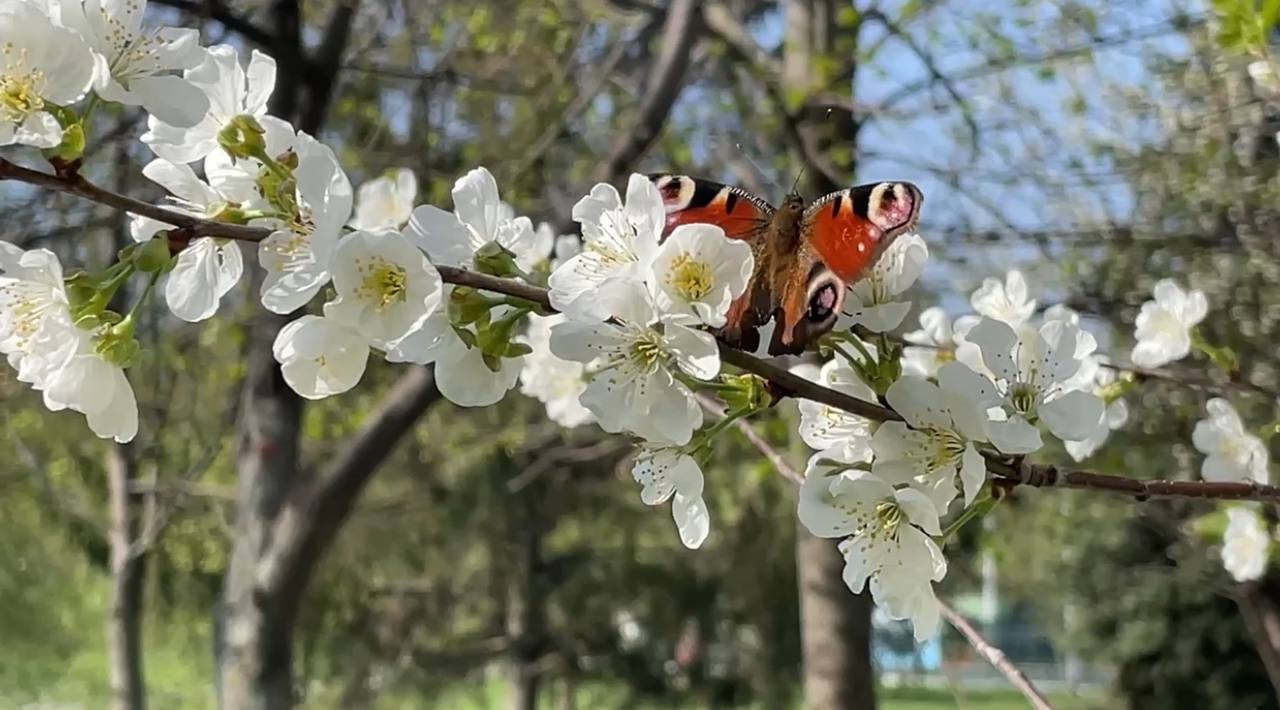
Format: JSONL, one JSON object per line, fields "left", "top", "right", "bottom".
{"left": 938, "top": 600, "right": 1055, "bottom": 710}
{"left": 11, "top": 162, "right": 1280, "bottom": 506}
{"left": 152, "top": 0, "right": 276, "bottom": 48}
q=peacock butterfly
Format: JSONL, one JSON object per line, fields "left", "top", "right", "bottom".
{"left": 648, "top": 174, "right": 923, "bottom": 356}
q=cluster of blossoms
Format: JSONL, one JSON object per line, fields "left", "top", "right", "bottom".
{"left": 2, "top": 0, "right": 1274, "bottom": 646}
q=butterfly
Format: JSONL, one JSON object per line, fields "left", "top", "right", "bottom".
{"left": 648, "top": 174, "right": 923, "bottom": 356}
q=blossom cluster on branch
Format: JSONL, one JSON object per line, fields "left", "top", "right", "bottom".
{"left": 0, "top": 0, "right": 1274, "bottom": 644}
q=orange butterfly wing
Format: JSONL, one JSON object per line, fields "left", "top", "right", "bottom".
{"left": 649, "top": 174, "right": 774, "bottom": 240}
{"left": 767, "top": 182, "right": 924, "bottom": 355}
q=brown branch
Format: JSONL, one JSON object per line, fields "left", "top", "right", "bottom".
{"left": 985, "top": 457, "right": 1280, "bottom": 504}
{"left": 0, "top": 158, "right": 272, "bottom": 242}
{"left": 595, "top": 0, "right": 699, "bottom": 186}
{"left": 13, "top": 162, "right": 1280, "bottom": 506}
{"left": 152, "top": 0, "right": 276, "bottom": 48}
{"left": 938, "top": 600, "right": 1055, "bottom": 710}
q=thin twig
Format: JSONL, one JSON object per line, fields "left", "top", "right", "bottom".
{"left": 695, "top": 395, "right": 804, "bottom": 486}
{"left": 938, "top": 600, "right": 1055, "bottom": 710}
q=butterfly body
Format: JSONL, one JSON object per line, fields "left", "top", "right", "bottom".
{"left": 649, "top": 174, "right": 922, "bottom": 356}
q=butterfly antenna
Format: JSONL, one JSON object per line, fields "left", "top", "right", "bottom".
{"left": 731, "top": 141, "right": 785, "bottom": 196}
{"left": 789, "top": 165, "right": 807, "bottom": 196}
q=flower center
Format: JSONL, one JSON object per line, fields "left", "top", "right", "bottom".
{"left": 626, "top": 329, "right": 668, "bottom": 373}
{"left": 872, "top": 500, "right": 903, "bottom": 540}
{"left": 355, "top": 258, "right": 409, "bottom": 311}
{"left": 924, "top": 427, "right": 966, "bottom": 471}
{"left": 0, "top": 43, "right": 44, "bottom": 123}
{"left": 1010, "top": 382, "right": 1038, "bottom": 415}
{"left": 667, "top": 254, "right": 713, "bottom": 301}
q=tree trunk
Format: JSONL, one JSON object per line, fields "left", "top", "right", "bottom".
{"left": 107, "top": 441, "right": 148, "bottom": 710}
{"left": 216, "top": 312, "right": 303, "bottom": 710}
{"left": 506, "top": 475, "right": 546, "bottom": 710}
{"left": 785, "top": 1, "right": 876, "bottom": 707}
{"left": 797, "top": 525, "right": 877, "bottom": 710}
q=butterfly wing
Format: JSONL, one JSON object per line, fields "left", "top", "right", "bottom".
{"left": 768, "top": 182, "right": 924, "bottom": 356}
{"left": 650, "top": 174, "right": 776, "bottom": 350}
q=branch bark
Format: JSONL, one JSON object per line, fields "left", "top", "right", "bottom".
{"left": 1234, "top": 582, "right": 1280, "bottom": 705}
{"left": 106, "top": 442, "right": 148, "bottom": 710}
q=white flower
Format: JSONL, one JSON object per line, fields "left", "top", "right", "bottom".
{"left": 949, "top": 317, "right": 1104, "bottom": 453}
{"left": 37, "top": 326, "right": 138, "bottom": 442}
{"left": 0, "top": 243, "right": 71, "bottom": 368}
{"left": 203, "top": 115, "right": 295, "bottom": 206}
{"left": 518, "top": 314, "right": 593, "bottom": 428}
{"left": 967, "top": 270, "right": 1036, "bottom": 328}
{"left": 55, "top": 0, "right": 208, "bottom": 126}
{"left": 1222, "top": 506, "right": 1271, "bottom": 583}
{"left": 902, "top": 306, "right": 955, "bottom": 378}
{"left": 549, "top": 289, "right": 716, "bottom": 446}
{"left": 647, "top": 223, "right": 753, "bottom": 327}
{"left": 0, "top": 244, "right": 137, "bottom": 442}
{"left": 349, "top": 168, "right": 417, "bottom": 231}
{"left": 257, "top": 131, "right": 353, "bottom": 313}
{"left": 1130, "top": 279, "right": 1208, "bottom": 369}
{"left": 1193, "top": 398, "right": 1269, "bottom": 483}
{"left": 404, "top": 166, "right": 538, "bottom": 270}
{"left": 323, "top": 229, "right": 442, "bottom": 349}
{"left": 0, "top": 3, "right": 95, "bottom": 148}
{"left": 141, "top": 45, "right": 275, "bottom": 163}
{"left": 130, "top": 159, "right": 243, "bottom": 322}
{"left": 383, "top": 294, "right": 525, "bottom": 408}
{"left": 548, "top": 173, "right": 664, "bottom": 322}
{"left": 872, "top": 374, "right": 991, "bottom": 509}
{"left": 272, "top": 315, "right": 370, "bottom": 400}
{"left": 797, "top": 360, "right": 878, "bottom": 464}
{"left": 1063, "top": 365, "right": 1129, "bottom": 462}
{"left": 840, "top": 233, "right": 927, "bottom": 333}
{"left": 799, "top": 466, "right": 946, "bottom": 641}
{"left": 632, "top": 446, "right": 710, "bottom": 549}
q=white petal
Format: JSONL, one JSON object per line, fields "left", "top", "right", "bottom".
{"left": 885, "top": 376, "right": 950, "bottom": 430}
{"left": 966, "top": 317, "right": 1020, "bottom": 382}
{"left": 673, "top": 493, "right": 710, "bottom": 549}
{"left": 986, "top": 416, "right": 1043, "bottom": 455}
{"left": 959, "top": 444, "right": 985, "bottom": 507}
{"left": 1039, "top": 390, "right": 1105, "bottom": 442}
{"left": 129, "top": 75, "right": 210, "bottom": 128}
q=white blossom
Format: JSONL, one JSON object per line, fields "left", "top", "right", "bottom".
{"left": 647, "top": 222, "right": 753, "bottom": 327}
{"left": 0, "top": 244, "right": 137, "bottom": 442}
{"left": 949, "top": 317, "right": 1105, "bottom": 453}
{"left": 403, "top": 166, "right": 539, "bottom": 270}
{"left": 0, "top": 3, "right": 95, "bottom": 148}
{"left": 349, "top": 167, "right": 417, "bottom": 231}
{"left": 130, "top": 159, "right": 242, "bottom": 322}
{"left": 632, "top": 446, "right": 710, "bottom": 549}
{"left": 1130, "top": 279, "right": 1207, "bottom": 369}
{"left": 1063, "top": 365, "right": 1129, "bottom": 462}
{"left": 383, "top": 295, "right": 525, "bottom": 408}
{"left": 1192, "top": 398, "right": 1269, "bottom": 484}
{"left": 203, "top": 114, "right": 295, "bottom": 206}
{"left": 273, "top": 315, "right": 369, "bottom": 400}
{"left": 37, "top": 326, "right": 138, "bottom": 442}
{"left": 548, "top": 173, "right": 664, "bottom": 322}
{"left": 966, "top": 270, "right": 1036, "bottom": 328}
{"left": 323, "top": 229, "right": 442, "bottom": 349}
{"left": 141, "top": 45, "right": 275, "bottom": 163}
{"left": 902, "top": 306, "right": 955, "bottom": 378}
{"left": 518, "top": 314, "right": 593, "bottom": 428}
{"left": 55, "top": 0, "right": 208, "bottom": 126}
{"left": 796, "top": 359, "right": 878, "bottom": 464}
{"left": 1222, "top": 506, "right": 1271, "bottom": 583}
{"left": 799, "top": 466, "right": 946, "bottom": 641}
{"left": 872, "top": 374, "right": 992, "bottom": 510}
{"left": 549, "top": 288, "right": 716, "bottom": 446}
{"left": 840, "top": 233, "right": 927, "bottom": 333}
{"left": 257, "top": 131, "right": 352, "bottom": 313}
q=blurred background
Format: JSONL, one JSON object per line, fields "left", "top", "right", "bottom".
{"left": 2, "top": 0, "right": 1280, "bottom": 708}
